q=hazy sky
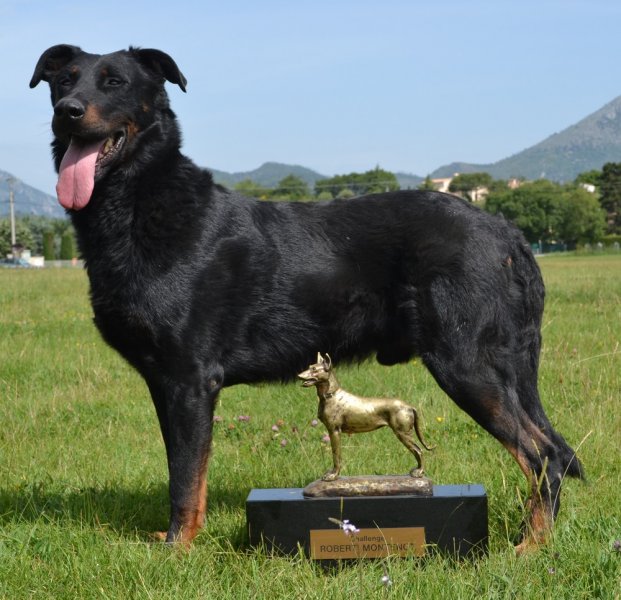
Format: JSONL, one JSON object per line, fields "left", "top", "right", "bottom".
{"left": 2, "top": 0, "right": 621, "bottom": 196}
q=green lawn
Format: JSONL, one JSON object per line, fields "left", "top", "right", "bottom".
{"left": 0, "top": 255, "right": 619, "bottom": 598}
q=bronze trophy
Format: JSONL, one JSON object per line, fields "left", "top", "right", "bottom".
{"left": 246, "top": 354, "right": 488, "bottom": 558}
{"left": 298, "top": 353, "right": 434, "bottom": 497}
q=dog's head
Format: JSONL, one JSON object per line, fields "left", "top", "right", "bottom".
{"left": 298, "top": 353, "right": 333, "bottom": 388}
{"left": 30, "top": 45, "right": 187, "bottom": 211}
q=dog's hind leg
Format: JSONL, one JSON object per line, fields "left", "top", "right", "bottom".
{"left": 508, "top": 358, "right": 584, "bottom": 552}
{"left": 514, "top": 359, "right": 584, "bottom": 482}
{"left": 146, "top": 368, "right": 222, "bottom": 546}
{"left": 423, "top": 350, "right": 571, "bottom": 553}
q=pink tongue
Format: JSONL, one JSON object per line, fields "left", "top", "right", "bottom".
{"left": 56, "top": 138, "right": 105, "bottom": 210}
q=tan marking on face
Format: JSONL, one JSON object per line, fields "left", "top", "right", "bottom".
{"left": 126, "top": 121, "right": 140, "bottom": 141}
{"left": 82, "top": 104, "right": 101, "bottom": 127}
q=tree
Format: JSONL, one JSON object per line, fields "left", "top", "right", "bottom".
{"left": 599, "top": 162, "right": 621, "bottom": 233}
{"left": 271, "top": 175, "right": 310, "bottom": 201}
{"left": 418, "top": 176, "right": 436, "bottom": 191}
{"left": 485, "top": 180, "right": 565, "bottom": 243}
{"left": 575, "top": 169, "right": 601, "bottom": 188}
{"left": 485, "top": 180, "right": 605, "bottom": 245}
{"left": 448, "top": 173, "right": 492, "bottom": 201}
{"left": 234, "top": 179, "right": 269, "bottom": 199}
{"left": 60, "top": 230, "right": 77, "bottom": 260}
{"left": 336, "top": 188, "right": 355, "bottom": 199}
{"left": 362, "top": 166, "right": 400, "bottom": 194}
{"left": 315, "top": 167, "right": 399, "bottom": 198}
{"left": 488, "top": 178, "right": 513, "bottom": 194}
{"left": 557, "top": 187, "right": 606, "bottom": 244}
{"left": 0, "top": 219, "right": 35, "bottom": 258}
{"left": 43, "top": 230, "right": 56, "bottom": 260}
{"left": 20, "top": 215, "right": 69, "bottom": 255}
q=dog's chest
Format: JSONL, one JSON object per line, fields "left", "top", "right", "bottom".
{"left": 90, "top": 275, "right": 184, "bottom": 364}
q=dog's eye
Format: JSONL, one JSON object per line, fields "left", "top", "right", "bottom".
{"left": 105, "top": 77, "right": 124, "bottom": 87}
{"left": 57, "top": 75, "right": 73, "bottom": 88}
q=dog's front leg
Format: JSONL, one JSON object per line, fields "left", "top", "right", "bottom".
{"left": 147, "top": 369, "right": 222, "bottom": 546}
{"left": 322, "top": 428, "right": 342, "bottom": 481}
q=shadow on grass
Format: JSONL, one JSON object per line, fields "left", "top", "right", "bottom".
{"left": 0, "top": 479, "right": 253, "bottom": 546}
{"left": 0, "top": 476, "right": 531, "bottom": 554}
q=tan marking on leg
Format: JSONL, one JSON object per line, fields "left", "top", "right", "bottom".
{"left": 177, "top": 453, "right": 210, "bottom": 546}
{"left": 501, "top": 438, "right": 554, "bottom": 554}
{"left": 153, "top": 453, "right": 210, "bottom": 547}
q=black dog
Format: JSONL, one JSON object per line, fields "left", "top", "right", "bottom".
{"left": 30, "top": 45, "right": 583, "bottom": 552}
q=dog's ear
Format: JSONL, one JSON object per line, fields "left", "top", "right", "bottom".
{"left": 316, "top": 352, "right": 323, "bottom": 364}
{"left": 30, "top": 44, "right": 82, "bottom": 88}
{"left": 133, "top": 48, "right": 187, "bottom": 92}
{"left": 324, "top": 354, "right": 332, "bottom": 370}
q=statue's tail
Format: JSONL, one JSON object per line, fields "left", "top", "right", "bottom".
{"left": 413, "top": 408, "right": 435, "bottom": 452}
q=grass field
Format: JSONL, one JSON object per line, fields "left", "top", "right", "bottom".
{"left": 1, "top": 255, "right": 620, "bottom": 599}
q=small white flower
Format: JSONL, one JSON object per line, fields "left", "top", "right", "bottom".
{"left": 381, "top": 574, "right": 392, "bottom": 587}
{"left": 341, "top": 519, "right": 360, "bottom": 535}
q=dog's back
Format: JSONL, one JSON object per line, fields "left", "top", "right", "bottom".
{"left": 186, "top": 187, "right": 539, "bottom": 386}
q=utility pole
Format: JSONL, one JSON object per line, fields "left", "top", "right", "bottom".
{"left": 8, "top": 177, "right": 16, "bottom": 248}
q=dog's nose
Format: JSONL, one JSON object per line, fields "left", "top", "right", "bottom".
{"left": 54, "top": 98, "right": 86, "bottom": 120}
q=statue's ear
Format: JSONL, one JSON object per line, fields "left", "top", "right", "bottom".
{"left": 30, "top": 44, "right": 82, "bottom": 88}
{"left": 316, "top": 352, "right": 323, "bottom": 364}
{"left": 324, "top": 354, "right": 332, "bottom": 370}
{"left": 132, "top": 48, "right": 187, "bottom": 92}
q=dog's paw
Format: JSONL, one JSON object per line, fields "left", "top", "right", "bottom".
{"left": 409, "top": 467, "right": 425, "bottom": 478}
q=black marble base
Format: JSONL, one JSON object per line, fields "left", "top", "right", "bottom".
{"left": 246, "top": 484, "right": 488, "bottom": 559}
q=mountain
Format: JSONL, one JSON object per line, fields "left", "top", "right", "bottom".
{"left": 0, "top": 170, "right": 65, "bottom": 219}
{"left": 0, "top": 162, "right": 327, "bottom": 219}
{"left": 395, "top": 172, "right": 424, "bottom": 189}
{"left": 209, "top": 95, "right": 621, "bottom": 188}
{"left": 210, "top": 161, "right": 327, "bottom": 188}
{"left": 431, "top": 95, "right": 621, "bottom": 182}
{"left": 209, "top": 161, "right": 425, "bottom": 191}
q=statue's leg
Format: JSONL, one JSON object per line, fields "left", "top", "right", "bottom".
{"left": 322, "top": 429, "right": 342, "bottom": 481}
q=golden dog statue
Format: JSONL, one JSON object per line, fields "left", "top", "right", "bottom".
{"left": 298, "top": 353, "right": 433, "bottom": 482}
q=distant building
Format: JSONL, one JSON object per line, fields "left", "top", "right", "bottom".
{"left": 430, "top": 175, "right": 456, "bottom": 193}
{"left": 579, "top": 183, "right": 597, "bottom": 193}
{"left": 431, "top": 173, "right": 524, "bottom": 202}
{"left": 430, "top": 173, "right": 489, "bottom": 202}
{"left": 469, "top": 186, "right": 489, "bottom": 203}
